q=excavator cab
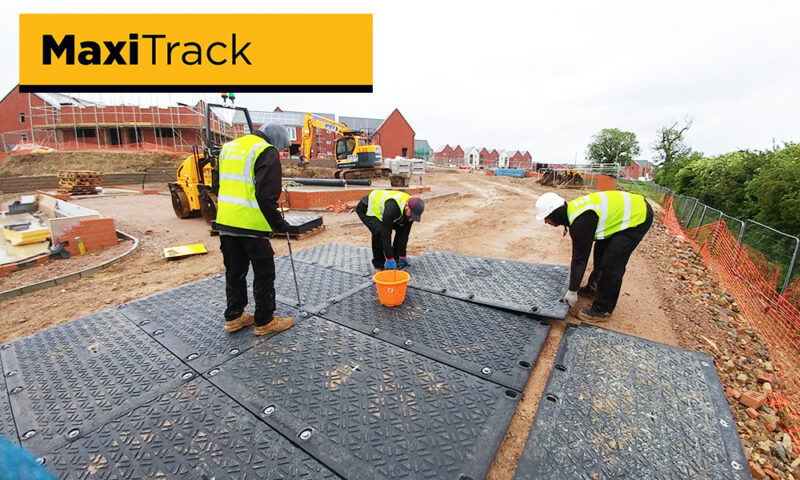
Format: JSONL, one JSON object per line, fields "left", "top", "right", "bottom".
{"left": 334, "top": 134, "right": 382, "bottom": 169}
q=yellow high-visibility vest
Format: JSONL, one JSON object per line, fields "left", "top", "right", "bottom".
{"left": 566, "top": 191, "right": 647, "bottom": 239}
{"left": 366, "top": 190, "right": 410, "bottom": 222}
{"left": 215, "top": 134, "right": 273, "bottom": 233}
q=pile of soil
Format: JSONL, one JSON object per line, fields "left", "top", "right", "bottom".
{"left": 0, "top": 151, "right": 181, "bottom": 177}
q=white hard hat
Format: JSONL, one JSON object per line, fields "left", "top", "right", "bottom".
{"left": 535, "top": 192, "right": 566, "bottom": 221}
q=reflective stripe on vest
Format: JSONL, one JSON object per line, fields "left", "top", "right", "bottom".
{"left": 366, "top": 190, "right": 410, "bottom": 222}
{"left": 566, "top": 191, "right": 647, "bottom": 240}
{"left": 215, "top": 134, "right": 273, "bottom": 232}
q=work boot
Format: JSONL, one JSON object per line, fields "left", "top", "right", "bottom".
{"left": 577, "top": 306, "right": 611, "bottom": 323}
{"left": 578, "top": 305, "right": 611, "bottom": 323}
{"left": 253, "top": 316, "right": 295, "bottom": 336}
{"left": 577, "top": 282, "right": 597, "bottom": 297}
{"left": 224, "top": 313, "right": 254, "bottom": 332}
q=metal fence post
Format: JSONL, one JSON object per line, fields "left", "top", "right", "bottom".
{"left": 782, "top": 239, "right": 799, "bottom": 294}
{"left": 694, "top": 206, "right": 707, "bottom": 239}
{"left": 685, "top": 199, "right": 699, "bottom": 229}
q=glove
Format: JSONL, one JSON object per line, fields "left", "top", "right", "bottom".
{"left": 397, "top": 256, "right": 410, "bottom": 268}
{"left": 384, "top": 258, "right": 397, "bottom": 270}
{"left": 563, "top": 290, "right": 578, "bottom": 307}
{"left": 273, "top": 218, "right": 290, "bottom": 234}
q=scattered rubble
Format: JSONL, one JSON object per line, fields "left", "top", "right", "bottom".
{"left": 649, "top": 222, "right": 798, "bottom": 478}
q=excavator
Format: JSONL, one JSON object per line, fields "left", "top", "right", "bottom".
{"left": 168, "top": 103, "right": 254, "bottom": 222}
{"left": 298, "top": 113, "right": 391, "bottom": 181}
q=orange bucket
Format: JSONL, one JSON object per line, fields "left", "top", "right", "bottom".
{"left": 372, "top": 270, "right": 411, "bottom": 307}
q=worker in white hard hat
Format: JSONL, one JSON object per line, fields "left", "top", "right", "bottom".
{"left": 535, "top": 190, "right": 653, "bottom": 321}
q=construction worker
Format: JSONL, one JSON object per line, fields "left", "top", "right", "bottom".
{"left": 535, "top": 190, "right": 653, "bottom": 321}
{"left": 356, "top": 190, "right": 425, "bottom": 271}
{"left": 215, "top": 123, "right": 294, "bottom": 336}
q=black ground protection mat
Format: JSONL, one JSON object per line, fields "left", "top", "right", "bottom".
{"left": 290, "top": 241, "right": 375, "bottom": 277}
{"left": 272, "top": 256, "right": 372, "bottom": 309}
{"left": 0, "top": 309, "right": 192, "bottom": 457}
{"left": 316, "top": 284, "right": 550, "bottom": 391}
{"left": 43, "top": 377, "right": 338, "bottom": 479}
{"left": 206, "top": 315, "right": 520, "bottom": 480}
{"left": 405, "top": 249, "right": 570, "bottom": 319}
{"left": 212, "top": 255, "right": 371, "bottom": 311}
{"left": 514, "top": 324, "right": 749, "bottom": 480}
{"left": 284, "top": 214, "right": 324, "bottom": 235}
{"left": 0, "top": 353, "right": 18, "bottom": 444}
{"left": 118, "top": 277, "right": 300, "bottom": 374}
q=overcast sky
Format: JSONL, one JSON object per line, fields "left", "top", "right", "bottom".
{"left": 4, "top": 1, "right": 800, "bottom": 163}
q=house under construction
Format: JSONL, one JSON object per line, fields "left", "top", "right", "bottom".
{"left": 0, "top": 86, "right": 417, "bottom": 161}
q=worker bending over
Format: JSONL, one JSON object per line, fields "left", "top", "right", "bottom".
{"left": 356, "top": 190, "right": 425, "bottom": 271}
{"left": 535, "top": 190, "right": 653, "bottom": 321}
{"left": 215, "top": 123, "right": 294, "bottom": 336}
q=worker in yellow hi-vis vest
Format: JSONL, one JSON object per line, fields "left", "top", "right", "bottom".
{"left": 356, "top": 190, "right": 425, "bottom": 272}
{"left": 535, "top": 190, "right": 653, "bottom": 322}
{"left": 215, "top": 123, "right": 294, "bottom": 337}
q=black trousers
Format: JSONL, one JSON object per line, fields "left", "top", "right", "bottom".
{"left": 356, "top": 202, "right": 391, "bottom": 269}
{"left": 590, "top": 203, "right": 654, "bottom": 313}
{"left": 220, "top": 235, "right": 276, "bottom": 326}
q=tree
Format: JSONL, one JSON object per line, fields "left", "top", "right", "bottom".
{"left": 744, "top": 143, "right": 800, "bottom": 237}
{"left": 586, "top": 128, "right": 640, "bottom": 166}
{"left": 653, "top": 120, "right": 692, "bottom": 166}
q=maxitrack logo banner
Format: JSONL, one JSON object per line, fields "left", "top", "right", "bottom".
{"left": 19, "top": 13, "right": 373, "bottom": 93}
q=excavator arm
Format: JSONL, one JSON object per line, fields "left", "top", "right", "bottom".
{"left": 299, "top": 113, "right": 351, "bottom": 165}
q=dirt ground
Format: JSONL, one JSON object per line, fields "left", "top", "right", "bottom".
{"left": 0, "top": 167, "right": 764, "bottom": 478}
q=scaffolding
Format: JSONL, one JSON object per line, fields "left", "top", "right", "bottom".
{"left": 13, "top": 93, "right": 241, "bottom": 153}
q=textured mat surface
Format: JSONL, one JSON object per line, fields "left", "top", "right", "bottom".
{"left": 273, "top": 256, "right": 372, "bottom": 310}
{"left": 514, "top": 324, "right": 749, "bottom": 480}
{"left": 0, "top": 310, "right": 192, "bottom": 456}
{"left": 119, "top": 277, "right": 300, "bottom": 373}
{"left": 318, "top": 285, "right": 550, "bottom": 390}
{"left": 207, "top": 315, "right": 520, "bottom": 480}
{"left": 0, "top": 352, "right": 17, "bottom": 444}
{"left": 213, "top": 255, "right": 371, "bottom": 311}
{"left": 43, "top": 378, "right": 337, "bottom": 479}
{"left": 291, "top": 241, "right": 375, "bottom": 277}
{"left": 406, "top": 249, "right": 570, "bottom": 319}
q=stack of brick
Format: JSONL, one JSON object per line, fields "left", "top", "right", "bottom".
{"left": 56, "top": 218, "right": 117, "bottom": 256}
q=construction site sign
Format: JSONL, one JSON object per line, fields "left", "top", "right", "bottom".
{"left": 19, "top": 14, "right": 373, "bottom": 93}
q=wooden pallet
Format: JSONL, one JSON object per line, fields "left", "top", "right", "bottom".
{"left": 288, "top": 225, "right": 325, "bottom": 240}
{"left": 58, "top": 170, "right": 102, "bottom": 194}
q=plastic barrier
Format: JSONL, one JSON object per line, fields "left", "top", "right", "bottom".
{"left": 664, "top": 197, "right": 800, "bottom": 452}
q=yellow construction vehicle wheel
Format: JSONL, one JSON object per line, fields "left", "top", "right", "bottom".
{"left": 170, "top": 188, "right": 193, "bottom": 219}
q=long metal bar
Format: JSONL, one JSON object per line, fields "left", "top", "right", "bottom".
{"left": 281, "top": 184, "right": 302, "bottom": 308}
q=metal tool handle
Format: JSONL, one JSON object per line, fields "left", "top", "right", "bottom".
{"left": 281, "top": 183, "right": 303, "bottom": 307}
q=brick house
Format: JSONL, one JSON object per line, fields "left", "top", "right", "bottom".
{"left": 433, "top": 145, "right": 454, "bottom": 164}
{"left": 0, "top": 85, "right": 240, "bottom": 153}
{"left": 621, "top": 160, "right": 654, "bottom": 180}
{"left": 452, "top": 145, "right": 465, "bottom": 165}
{"left": 368, "top": 109, "right": 415, "bottom": 160}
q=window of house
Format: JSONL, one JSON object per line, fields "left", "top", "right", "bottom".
{"left": 155, "top": 127, "right": 175, "bottom": 138}
{"left": 19, "top": 113, "right": 25, "bottom": 123}
{"left": 128, "top": 127, "right": 142, "bottom": 144}
{"left": 109, "top": 128, "right": 121, "bottom": 145}
{"left": 76, "top": 128, "right": 96, "bottom": 138}
{"left": 21, "top": 134, "right": 27, "bottom": 141}
{"left": 286, "top": 127, "right": 296, "bottom": 141}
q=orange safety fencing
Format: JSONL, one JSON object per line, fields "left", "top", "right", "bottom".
{"left": 664, "top": 197, "right": 800, "bottom": 451}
